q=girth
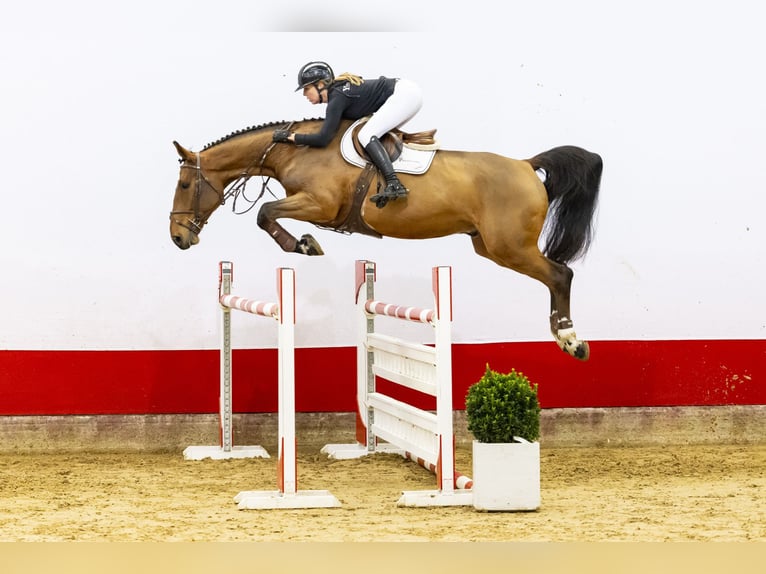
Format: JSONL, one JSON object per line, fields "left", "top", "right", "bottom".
{"left": 316, "top": 163, "right": 382, "bottom": 238}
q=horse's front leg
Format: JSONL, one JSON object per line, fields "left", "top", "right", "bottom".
{"left": 256, "top": 195, "right": 326, "bottom": 256}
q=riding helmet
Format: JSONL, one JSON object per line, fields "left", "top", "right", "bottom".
{"left": 296, "top": 61, "right": 334, "bottom": 91}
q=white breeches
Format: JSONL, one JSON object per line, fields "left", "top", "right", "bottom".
{"left": 357, "top": 79, "right": 423, "bottom": 147}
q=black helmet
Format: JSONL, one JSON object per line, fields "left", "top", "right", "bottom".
{"left": 295, "top": 61, "right": 334, "bottom": 92}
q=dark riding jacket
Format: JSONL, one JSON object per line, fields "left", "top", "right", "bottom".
{"left": 294, "top": 76, "right": 397, "bottom": 148}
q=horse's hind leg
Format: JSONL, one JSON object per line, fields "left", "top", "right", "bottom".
{"left": 471, "top": 234, "right": 589, "bottom": 360}
{"left": 544, "top": 264, "right": 590, "bottom": 360}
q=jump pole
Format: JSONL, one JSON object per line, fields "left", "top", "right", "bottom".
{"left": 322, "top": 260, "right": 473, "bottom": 507}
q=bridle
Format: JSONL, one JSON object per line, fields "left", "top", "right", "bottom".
{"left": 169, "top": 152, "right": 222, "bottom": 236}
{"left": 169, "top": 122, "right": 292, "bottom": 237}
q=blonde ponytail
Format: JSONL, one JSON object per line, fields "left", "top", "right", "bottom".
{"left": 334, "top": 72, "right": 363, "bottom": 86}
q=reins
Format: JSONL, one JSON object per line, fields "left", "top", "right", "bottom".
{"left": 169, "top": 122, "right": 293, "bottom": 233}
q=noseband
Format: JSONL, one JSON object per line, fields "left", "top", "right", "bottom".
{"left": 169, "top": 124, "right": 291, "bottom": 237}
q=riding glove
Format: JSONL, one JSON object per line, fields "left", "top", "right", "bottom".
{"left": 273, "top": 130, "right": 292, "bottom": 143}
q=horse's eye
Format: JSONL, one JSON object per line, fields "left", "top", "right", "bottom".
{"left": 181, "top": 182, "right": 190, "bottom": 189}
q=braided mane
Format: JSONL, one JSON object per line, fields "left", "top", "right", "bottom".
{"left": 202, "top": 118, "right": 323, "bottom": 150}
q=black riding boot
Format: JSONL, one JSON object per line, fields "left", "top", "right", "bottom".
{"left": 365, "top": 136, "right": 409, "bottom": 208}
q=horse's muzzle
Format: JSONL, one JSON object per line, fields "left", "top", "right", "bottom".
{"left": 171, "top": 231, "right": 200, "bottom": 249}
{"left": 172, "top": 234, "right": 191, "bottom": 250}
{"left": 169, "top": 215, "right": 202, "bottom": 250}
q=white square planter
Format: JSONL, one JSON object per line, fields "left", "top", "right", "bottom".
{"left": 472, "top": 438, "right": 540, "bottom": 511}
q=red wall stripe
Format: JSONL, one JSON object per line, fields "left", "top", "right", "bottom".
{"left": 0, "top": 340, "right": 763, "bottom": 415}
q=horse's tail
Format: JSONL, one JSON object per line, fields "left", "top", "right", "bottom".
{"left": 528, "top": 145, "right": 602, "bottom": 264}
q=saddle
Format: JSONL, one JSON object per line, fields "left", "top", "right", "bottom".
{"left": 350, "top": 120, "right": 439, "bottom": 163}
{"left": 340, "top": 117, "right": 439, "bottom": 174}
{"left": 324, "top": 119, "right": 440, "bottom": 239}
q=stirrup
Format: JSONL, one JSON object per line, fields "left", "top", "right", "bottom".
{"left": 369, "top": 180, "right": 409, "bottom": 208}
{"left": 384, "top": 180, "right": 409, "bottom": 198}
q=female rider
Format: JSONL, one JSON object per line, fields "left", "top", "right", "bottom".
{"left": 273, "top": 61, "right": 423, "bottom": 208}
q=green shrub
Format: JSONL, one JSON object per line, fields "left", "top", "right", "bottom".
{"left": 465, "top": 365, "right": 541, "bottom": 443}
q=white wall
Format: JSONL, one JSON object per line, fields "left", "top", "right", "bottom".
{"left": 1, "top": 1, "right": 764, "bottom": 350}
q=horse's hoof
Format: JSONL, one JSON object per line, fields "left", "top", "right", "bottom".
{"left": 558, "top": 342, "right": 589, "bottom": 361}
{"left": 558, "top": 341, "right": 590, "bottom": 361}
{"left": 297, "top": 234, "right": 324, "bottom": 256}
{"left": 573, "top": 341, "right": 590, "bottom": 361}
{"left": 554, "top": 328, "right": 590, "bottom": 361}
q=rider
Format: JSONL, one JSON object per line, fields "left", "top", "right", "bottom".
{"left": 272, "top": 61, "right": 423, "bottom": 208}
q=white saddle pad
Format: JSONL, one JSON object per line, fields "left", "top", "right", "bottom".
{"left": 340, "top": 118, "right": 438, "bottom": 175}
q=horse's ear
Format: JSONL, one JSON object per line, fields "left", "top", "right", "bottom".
{"left": 173, "top": 141, "right": 194, "bottom": 162}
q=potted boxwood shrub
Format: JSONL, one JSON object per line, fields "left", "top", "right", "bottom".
{"left": 465, "top": 365, "right": 541, "bottom": 511}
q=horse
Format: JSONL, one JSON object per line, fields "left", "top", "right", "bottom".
{"left": 169, "top": 118, "right": 602, "bottom": 360}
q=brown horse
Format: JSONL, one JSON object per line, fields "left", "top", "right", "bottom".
{"left": 170, "top": 118, "right": 602, "bottom": 360}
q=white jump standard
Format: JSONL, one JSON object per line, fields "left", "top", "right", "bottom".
{"left": 322, "top": 260, "right": 473, "bottom": 507}
{"left": 183, "top": 261, "right": 270, "bottom": 461}
{"left": 191, "top": 261, "right": 340, "bottom": 509}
